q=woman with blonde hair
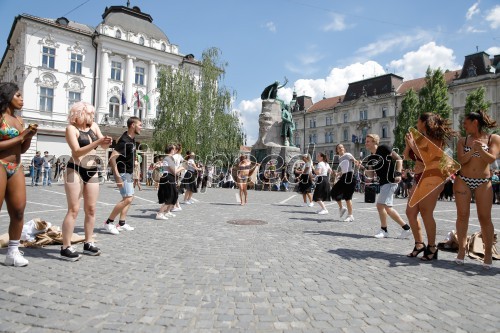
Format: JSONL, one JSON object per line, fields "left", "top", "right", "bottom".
{"left": 330, "top": 144, "right": 359, "bottom": 221}
{"left": 454, "top": 110, "right": 499, "bottom": 269}
{"left": 60, "top": 101, "right": 112, "bottom": 261}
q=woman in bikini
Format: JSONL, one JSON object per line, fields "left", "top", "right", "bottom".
{"left": 454, "top": 110, "right": 499, "bottom": 269}
{"left": 404, "top": 113, "right": 455, "bottom": 261}
{"left": 60, "top": 101, "right": 112, "bottom": 261}
{"left": 0, "top": 83, "right": 37, "bottom": 266}
{"left": 237, "top": 155, "right": 252, "bottom": 205}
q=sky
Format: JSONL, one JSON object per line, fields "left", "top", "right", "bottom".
{"left": 1, "top": 0, "right": 500, "bottom": 145}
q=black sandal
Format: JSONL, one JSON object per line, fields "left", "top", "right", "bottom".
{"left": 421, "top": 244, "right": 438, "bottom": 261}
{"left": 407, "top": 242, "right": 426, "bottom": 257}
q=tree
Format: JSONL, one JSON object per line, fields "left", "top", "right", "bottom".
{"left": 393, "top": 88, "right": 419, "bottom": 155}
{"left": 153, "top": 47, "right": 243, "bottom": 164}
{"left": 419, "top": 67, "right": 452, "bottom": 120}
{"left": 460, "top": 86, "right": 492, "bottom": 136}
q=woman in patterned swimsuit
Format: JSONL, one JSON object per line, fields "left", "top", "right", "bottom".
{"left": 454, "top": 110, "right": 499, "bottom": 269}
{"left": 0, "top": 82, "right": 37, "bottom": 267}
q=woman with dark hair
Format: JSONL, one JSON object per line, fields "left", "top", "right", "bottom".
{"left": 330, "top": 144, "right": 359, "bottom": 222}
{"left": 0, "top": 83, "right": 37, "bottom": 266}
{"left": 296, "top": 154, "right": 314, "bottom": 207}
{"left": 454, "top": 110, "right": 499, "bottom": 269}
{"left": 313, "top": 152, "right": 331, "bottom": 214}
{"left": 181, "top": 151, "right": 201, "bottom": 204}
{"left": 404, "top": 112, "right": 455, "bottom": 261}
{"left": 237, "top": 155, "right": 252, "bottom": 205}
{"left": 157, "top": 144, "right": 184, "bottom": 219}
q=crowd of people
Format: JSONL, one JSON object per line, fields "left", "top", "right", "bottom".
{"left": 0, "top": 81, "right": 499, "bottom": 269}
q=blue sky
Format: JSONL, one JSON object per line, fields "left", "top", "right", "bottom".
{"left": 1, "top": 0, "right": 500, "bottom": 144}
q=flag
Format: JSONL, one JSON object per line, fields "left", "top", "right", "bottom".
{"left": 143, "top": 94, "right": 149, "bottom": 103}
{"left": 134, "top": 91, "right": 140, "bottom": 108}
{"left": 121, "top": 91, "right": 126, "bottom": 105}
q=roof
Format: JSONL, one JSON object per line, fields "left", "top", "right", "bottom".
{"left": 307, "top": 95, "right": 344, "bottom": 113}
{"left": 397, "top": 70, "right": 461, "bottom": 94}
{"left": 343, "top": 73, "right": 404, "bottom": 102}
{"left": 20, "top": 14, "right": 94, "bottom": 35}
{"left": 458, "top": 52, "right": 491, "bottom": 79}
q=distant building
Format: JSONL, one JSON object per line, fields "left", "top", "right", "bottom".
{"left": 0, "top": 4, "right": 201, "bottom": 173}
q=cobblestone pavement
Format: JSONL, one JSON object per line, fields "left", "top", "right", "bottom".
{"left": 0, "top": 182, "right": 499, "bottom": 332}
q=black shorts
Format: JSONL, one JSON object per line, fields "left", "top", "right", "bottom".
{"left": 331, "top": 172, "right": 356, "bottom": 201}
{"left": 66, "top": 162, "right": 98, "bottom": 184}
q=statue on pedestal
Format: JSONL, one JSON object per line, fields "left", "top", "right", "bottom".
{"left": 281, "top": 104, "right": 294, "bottom": 146}
{"left": 260, "top": 77, "right": 288, "bottom": 101}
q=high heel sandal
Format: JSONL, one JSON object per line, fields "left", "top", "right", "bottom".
{"left": 421, "top": 245, "right": 438, "bottom": 261}
{"left": 454, "top": 258, "right": 465, "bottom": 265}
{"left": 407, "top": 242, "right": 426, "bottom": 257}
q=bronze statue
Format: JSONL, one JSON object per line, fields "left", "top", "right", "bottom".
{"left": 261, "top": 77, "right": 288, "bottom": 100}
{"left": 281, "top": 104, "right": 295, "bottom": 146}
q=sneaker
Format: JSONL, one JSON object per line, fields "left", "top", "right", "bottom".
{"left": 398, "top": 229, "right": 412, "bottom": 239}
{"left": 83, "top": 242, "right": 101, "bottom": 256}
{"left": 301, "top": 203, "right": 308, "bottom": 207}
{"left": 374, "top": 230, "right": 389, "bottom": 238}
{"left": 104, "top": 222, "right": 120, "bottom": 235}
{"left": 308, "top": 203, "right": 314, "bottom": 207}
{"left": 344, "top": 215, "right": 355, "bottom": 222}
{"left": 171, "top": 207, "right": 182, "bottom": 212}
{"left": 339, "top": 207, "right": 347, "bottom": 219}
{"left": 188, "top": 199, "right": 194, "bottom": 204}
{"left": 317, "top": 209, "right": 329, "bottom": 215}
{"left": 5, "top": 250, "right": 29, "bottom": 267}
{"left": 183, "top": 201, "right": 192, "bottom": 205}
{"left": 156, "top": 212, "right": 168, "bottom": 220}
{"left": 116, "top": 223, "right": 135, "bottom": 231}
{"left": 165, "top": 212, "right": 176, "bottom": 217}
{"left": 60, "top": 246, "right": 81, "bottom": 262}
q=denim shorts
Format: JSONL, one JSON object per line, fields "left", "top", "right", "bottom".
{"left": 376, "top": 183, "right": 398, "bottom": 207}
{"left": 119, "top": 173, "right": 135, "bottom": 197}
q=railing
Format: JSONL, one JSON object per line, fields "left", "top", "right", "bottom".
{"left": 101, "top": 116, "right": 156, "bottom": 129}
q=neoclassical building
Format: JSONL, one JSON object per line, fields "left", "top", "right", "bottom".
{"left": 293, "top": 51, "right": 499, "bottom": 167}
{"left": 0, "top": 4, "right": 200, "bottom": 172}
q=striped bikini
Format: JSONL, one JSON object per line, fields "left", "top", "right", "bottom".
{"left": 457, "top": 135, "right": 491, "bottom": 190}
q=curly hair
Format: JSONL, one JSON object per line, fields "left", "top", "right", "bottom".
{"left": 0, "top": 82, "right": 19, "bottom": 114}
{"left": 419, "top": 112, "right": 456, "bottom": 142}
{"left": 68, "top": 101, "right": 95, "bottom": 126}
{"left": 465, "top": 110, "right": 497, "bottom": 132}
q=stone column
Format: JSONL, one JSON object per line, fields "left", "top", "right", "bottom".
{"left": 98, "top": 49, "right": 111, "bottom": 121}
{"left": 123, "top": 55, "right": 135, "bottom": 117}
{"left": 147, "top": 61, "right": 157, "bottom": 117}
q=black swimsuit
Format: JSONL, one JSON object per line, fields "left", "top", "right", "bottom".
{"left": 67, "top": 127, "right": 98, "bottom": 183}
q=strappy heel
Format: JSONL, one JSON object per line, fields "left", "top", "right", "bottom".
{"left": 421, "top": 245, "right": 438, "bottom": 261}
{"left": 407, "top": 242, "right": 426, "bottom": 257}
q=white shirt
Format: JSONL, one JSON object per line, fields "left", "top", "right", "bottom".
{"left": 173, "top": 153, "right": 184, "bottom": 168}
{"left": 315, "top": 161, "right": 330, "bottom": 176}
{"left": 338, "top": 153, "right": 354, "bottom": 174}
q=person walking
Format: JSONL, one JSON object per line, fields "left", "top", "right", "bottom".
{"left": 104, "top": 116, "right": 142, "bottom": 234}
{"left": 454, "top": 110, "right": 499, "bottom": 269}
{"left": 156, "top": 144, "right": 184, "bottom": 220}
{"left": 237, "top": 155, "right": 253, "bottom": 205}
{"left": 0, "top": 82, "right": 37, "bottom": 266}
{"left": 181, "top": 151, "right": 200, "bottom": 204}
{"left": 297, "top": 154, "right": 314, "bottom": 207}
{"left": 31, "top": 151, "right": 43, "bottom": 186}
{"left": 42, "top": 151, "right": 54, "bottom": 186}
{"left": 60, "top": 101, "right": 112, "bottom": 261}
{"left": 404, "top": 113, "right": 455, "bottom": 261}
{"left": 330, "top": 144, "right": 359, "bottom": 221}
{"left": 133, "top": 155, "right": 142, "bottom": 191}
{"left": 312, "top": 153, "right": 331, "bottom": 214}
{"left": 364, "top": 134, "right": 411, "bottom": 239}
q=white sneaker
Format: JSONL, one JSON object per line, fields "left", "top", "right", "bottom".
{"left": 116, "top": 223, "right": 135, "bottom": 231}
{"left": 104, "top": 223, "right": 120, "bottom": 235}
{"left": 183, "top": 201, "right": 192, "bottom": 205}
{"left": 374, "top": 230, "right": 389, "bottom": 238}
{"left": 171, "top": 207, "right": 182, "bottom": 212}
{"left": 344, "top": 215, "right": 355, "bottom": 222}
{"left": 165, "top": 212, "right": 176, "bottom": 217}
{"left": 188, "top": 199, "right": 194, "bottom": 204}
{"left": 339, "top": 207, "right": 347, "bottom": 219}
{"left": 308, "top": 203, "right": 314, "bottom": 207}
{"left": 398, "top": 229, "right": 412, "bottom": 239}
{"left": 156, "top": 213, "right": 168, "bottom": 220}
{"left": 5, "top": 250, "right": 29, "bottom": 267}
{"left": 317, "top": 209, "right": 329, "bottom": 215}
{"left": 301, "top": 203, "right": 308, "bottom": 207}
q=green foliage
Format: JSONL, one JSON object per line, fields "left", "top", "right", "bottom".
{"left": 153, "top": 47, "right": 243, "bottom": 163}
{"left": 393, "top": 88, "right": 419, "bottom": 155}
{"left": 419, "top": 67, "right": 452, "bottom": 120}
{"left": 460, "top": 86, "right": 492, "bottom": 136}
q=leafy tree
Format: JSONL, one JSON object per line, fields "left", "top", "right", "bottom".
{"left": 460, "top": 86, "right": 492, "bottom": 136}
{"left": 393, "top": 88, "right": 419, "bottom": 155}
{"left": 153, "top": 47, "right": 243, "bottom": 164}
{"left": 419, "top": 67, "right": 452, "bottom": 120}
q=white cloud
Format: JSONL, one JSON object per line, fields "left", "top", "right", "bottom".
{"left": 356, "top": 30, "right": 434, "bottom": 58}
{"left": 323, "top": 13, "right": 349, "bottom": 32}
{"left": 485, "top": 5, "right": 500, "bottom": 29}
{"left": 462, "top": 25, "right": 486, "bottom": 33}
{"left": 486, "top": 46, "right": 500, "bottom": 55}
{"left": 264, "top": 21, "right": 276, "bottom": 33}
{"left": 388, "top": 42, "right": 460, "bottom": 79}
{"left": 466, "top": 1, "right": 480, "bottom": 20}
{"left": 285, "top": 47, "right": 324, "bottom": 76}
{"left": 234, "top": 98, "right": 261, "bottom": 146}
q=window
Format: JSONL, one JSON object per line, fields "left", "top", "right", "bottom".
{"left": 294, "top": 135, "right": 300, "bottom": 147}
{"left": 109, "top": 96, "right": 120, "bottom": 118}
{"left": 294, "top": 121, "right": 298, "bottom": 130}
{"left": 324, "top": 131, "right": 334, "bottom": 143}
{"left": 382, "top": 107, "right": 387, "bottom": 118}
{"left": 70, "top": 53, "right": 82, "bottom": 74}
{"left": 111, "top": 61, "right": 122, "bottom": 81}
{"left": 115, "top": 30, "right": 122, "bottom": 39}
{"left": 343, "top": 113, "right": 348, "bottom": 123}
{"left": 326, "top": 116, "right": 330, "bottom": 126}
{"left": 359, "top": 109, "right": 367, "bottom": 120}
{"left": 42, "top": 47, "right": 55, "bottom": 69}
{"left": 139, "top": 36, "right": 145, "bottom": 45}
{"left": 135, "top": 66, "right": 145, "bottom": 85}
{"left": 329, "top": 150, "right": 334, "bottom": 161}
{"left": 40, "top": 87, "right": 54, "bottom": 112}
{"left": 312, "top": 134, "right": 317, "bottom": 144}
{"left": 68, "top": 91, "right": 81, "bottom": 110}
{"left": 382, "top": 125, "right": 389, "bottom": 139}
{"left": 343, "top": 128, "right": 349, "bottom": 141}
{"left": 156, "top": 105, "right": 162, "bottom": 119}
{"left": 361, "top": 128, "right": 368, "bottom": 144}
{"left": 309, "top": 117, "right": 316, "bottom": 128}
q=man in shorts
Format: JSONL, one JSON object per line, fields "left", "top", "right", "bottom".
{"left": 104, "top": 116, "right": 142, "bottom": 234}
{"left": 364, "top": 134, "right": 411, "bottom": 239}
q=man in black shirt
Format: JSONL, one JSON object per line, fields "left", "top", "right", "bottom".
{"left": 104, "top": 116, "right": 142, "bottom": 234}
{"left": 364, "top": 134, "right": 411, "bottom": 239}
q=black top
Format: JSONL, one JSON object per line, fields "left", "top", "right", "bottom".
{"left": 115, "top": 131, "right": 136, "bottom": 174}
{"left": 366, "top": 144, "right": 396, "bottom": 185}
{"left": 75, "top": 127, "right": 98, "bottom": 148}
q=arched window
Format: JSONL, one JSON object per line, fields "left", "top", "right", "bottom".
{"left": 139, "top": 36, "right": 145, "bottom": 45}
{"left": 109, "top": 96, "right": 120, "bottom": 118}
{"left": 115, "top": 30, "right": 122, "bottom": 39}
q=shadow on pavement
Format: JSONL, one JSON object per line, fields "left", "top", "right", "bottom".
{"left": 304, "top": 230, "right": 373, "bottom": 239}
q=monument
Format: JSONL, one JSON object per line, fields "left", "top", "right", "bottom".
{"left": 251, "top": 78, "right": 301, "bottom": 169}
